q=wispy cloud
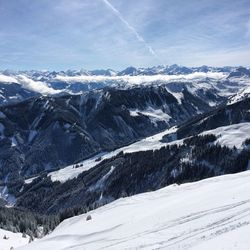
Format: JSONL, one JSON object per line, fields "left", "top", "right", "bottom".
{"left": 101, "top": 0, "right": 160, "bottom": 61}
{"left": 0, "top": 0, "right": 249, "bottom": 69}
{"left": 246, "top": 20, "right": 250, "bottom": 37}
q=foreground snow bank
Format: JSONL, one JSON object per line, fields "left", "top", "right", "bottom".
{"left": 0, "top": 229, "right": 29, "bottom": 250}
{"left": 18, "top": 171, "right": 250, "bottom": 250}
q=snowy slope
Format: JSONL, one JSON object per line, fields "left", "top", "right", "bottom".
{"left": 45, "top": 122, "right": 250, "bottom": 183}
{"left": 228, "top": 85, "right": 250, "bottom": 104}
{"left": 202, "top": 122, "right": 250, "bottom": 148}
{"left": 46, "top": 126, "right": 178, "bottom": 183}
{"left": 18, "top": 171, "right": 250, "bottom": 250}
{"left": 0, "top": 229, "right": 29, "bottom": 250}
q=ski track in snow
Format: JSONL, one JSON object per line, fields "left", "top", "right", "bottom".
{"left": 16, "top": 171, "right": 250, "bottom": 250}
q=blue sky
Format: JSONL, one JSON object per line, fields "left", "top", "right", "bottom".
{"left": 0, "top": 0, "right": 250, "bottom": 70}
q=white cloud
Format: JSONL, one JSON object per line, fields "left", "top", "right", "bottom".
{"left": 0, "top": 74, "right": 60, "bottom": 95}
{"left": 55, "top": 72, "right": 226, "bottom": 85}
{"left": 16, "top": 75, "right": 60, "bottom": 95}
{"left": 101, "top": 0, "right": 160, "bottom": 62}
{"left": 0, "top": 74, "right": 18, "bottom": 83}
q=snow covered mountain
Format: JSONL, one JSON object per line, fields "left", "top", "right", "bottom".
{"left": 0, "top": 64, "right": 250, "bottom": 211}
{"left": 0, "top": 85, "right": 216, "bottom": 206}
{"left": 10, "top": 95, "right": 250, "bottom": 214}
{"left": 0, "top": 87, "right": 210, "bottom": 165}
{"left": 17, "top": 170, "right": 250, "bottom": 250}
{"left": 175, "top": 95, "right": 250, "bottom": 140}
{"left": 1, "top": 65, "right": 250, "bottom": 250}
{"left": 0, "top": 65, "right": 250, "bottom": 105}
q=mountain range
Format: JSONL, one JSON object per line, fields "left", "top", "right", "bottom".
{"left": 0, "top": 65, "right": 250, "bottom": 105}
{"left": 0, "top": 65, "right": 250, "bottom": 249}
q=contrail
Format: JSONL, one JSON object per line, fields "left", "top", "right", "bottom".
{"left": 102, "top": 0, "right": 160, "bottom": 61}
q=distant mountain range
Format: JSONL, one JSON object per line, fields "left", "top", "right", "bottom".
{"left": 1, "top": 64, "right": 244, "bottom": 77}
{"left": 0, "top": 64, "right": 250, "bottom": 242}
{"left": 0, "top": 65, "right": 250, "bottom": 106}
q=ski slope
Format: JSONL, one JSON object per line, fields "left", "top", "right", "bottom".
{"left": 18, "top": 170, "right": 250, "bottom": 250}
{"left": 0, "top": 228, "right": 29, "bottom": 250}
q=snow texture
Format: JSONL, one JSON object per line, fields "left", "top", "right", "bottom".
{"left": 0, "top": 228, "right": 29, "bottom": 250}
{"left": 129, "top": 108, "right": 171, "bottom": 125}
{"left": 17, "top": 170, "right": 250, "bottom": 250}
{"left": 203, "top": 122, "right": 250, "bottom": 148}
